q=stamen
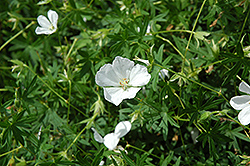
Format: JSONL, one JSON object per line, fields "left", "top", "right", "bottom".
{"left": 119, "top": 78, "right": 130, "bottom": 90}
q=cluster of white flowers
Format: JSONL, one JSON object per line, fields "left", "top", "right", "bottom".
{"left": 91, "top": 121, "right": 131, "bottom": 150}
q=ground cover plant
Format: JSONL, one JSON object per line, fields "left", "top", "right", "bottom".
{"left": 1, "top": 0, "right": 250, "bottom": 165}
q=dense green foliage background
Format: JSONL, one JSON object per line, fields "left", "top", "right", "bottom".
{"left": 1, "top": 0, "right": 250, "bottom": 165}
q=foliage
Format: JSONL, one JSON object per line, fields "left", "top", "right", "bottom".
{"left": 1, "top": 0, "right": 250, "bottom": 165}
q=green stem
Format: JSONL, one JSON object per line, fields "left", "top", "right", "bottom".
{"left": 67, "top": 80, "right": 72, "bottom": 124}
{"left": 126, "top": 144, "right": 162, "bottom": 160}
{"left": 0, "top": 21, "right": 35, "bottom": 51}
{"left": 237, "top": 7, "right": 250, "bottom": 44}
{"left": 182, "top": 0, "right": 207, "bottom": 74}
{"left": 65, "top": 38, "right": 78, "bottom": 65}
{"left": 135, "top": 97, "right": 160, "bottom": 113}
{"left": 24, "top": 64, "right": 87, "bottom": 117}
{"left": 174, "top": 92, "right": 185, "bottom": 109}
{"left": 0, "top": 146, "right": 23, "bottom": 158}
{"left": 154, "top": 63, "right": 229, "bottom": 102}
{"left": 179, "top": 128, "right": 191, "bottom": 166}
{"left": 87, "top": 0, "right": 94, "bottom": 7}
{"left": 156, "top": 35, "right": 190, "bottom": 65}
{"left": 153, "top": 30, "right": 194, "bottom": 35}
{"left": 65, "top": 126, "right": 87, "bottom": 152}
{"left": 225, "top": 113, "right": 250, "bottom": 131}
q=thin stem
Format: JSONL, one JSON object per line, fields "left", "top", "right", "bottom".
{"left": 237, "top": 7, "right": 250, "bottom": 44}
{"left": 126, "top": 144, "right": 162, "bottom": 160}
{"left": 24, "top": 64, "right": 87, "bottom": 117}
{"left": 179, "top": 128, "right": 191, "bottom": 166}
{"left": 156, "top": 35, "right": 190, "bottom": 65}
{"left": 87, "top": 0, "right": 94, "bottom": 7}
{"left": 174, "top": 92, "right": 185, "bottom": 109}
{"left": 0, "top": 146, "right": 23, "bottom": 158}
{"left": 65, "top": 38, "right": 78, "bottom": 65}
{"left": 182, "top": 0, "right": 207, "bottom": 74}
{"left": 135, "top": 97, "right": 160, "bottom": 113}
{"left": 154, "top": 63, "right": 229, "bottom": 103}
{"left": 0, "top": 21, "right": 35, "bottom": 51}
{"left": 67, "top": 80, "right": 72, "bottom": 124}
{"left": 153, "top": 30, "right": 194, "bottom": 35}
{"left": 224, "top": 113, "right": 250, "bottom": 131}
{"left": 65, "top": 126, "right": 87, "bottom": 152}
{"left": 57, "top": 31, "right": 64, "bottom": 55}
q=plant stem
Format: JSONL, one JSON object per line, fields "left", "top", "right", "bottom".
{"left": 0, "top": 146, "right": 23, "bottom": 158}
{"left": 237, "top": 7, "right": 250, "bottom": 44}
{"left": 182, "top": 0, "right": 207, "bottom": 74}
{"left": 0, "top": 21, "right": 35, "bottom": 51}
{"left": 24, "top": 64, "right": 86, "bottom": 117}
{"left": 126, "top": 144, "right": 162, "bottom": 160}
{"left": 156, "top": 35, "right": 190, "bottom": 65}
{"left": 67, "top": 80, "right": 72, "bottom": 124}
{"left": 153, "top": 30, "right": 194, "bottom": 35}
{"left": 65, "top": 38, "right": 78, "bottom": 65}
{"left": 154, "top": 63, "right": 229, "bottom": 103}
{"left": 65, "top": 126, "right": 87, "bottom": 152}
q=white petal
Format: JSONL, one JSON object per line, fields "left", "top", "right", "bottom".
{"left": 114, "top": 121, "right": 131, "bottom": 138}
{"left": 47, "top": 10, "right": 58, "bottom": 29}
{"left": 95, "top": 64, "right": 120, "bottom": 87}
{"left": 35, "top": 27, "right": 54, "bottom": 35}
{"left": 104, "top": 87, "right": 141, "bottom": 106}
{"left": 159, "top": 69, "right": 169, "bottom": 79}
{"left": 103, "top": 88, "right": 124, "bottom": 106}
{"left": 99, "top": 161, "right": 105, "bottom": 166}
{"left": 112, "top": 56, "right": 134, "bottom": 79}
{"left": 239, "top": 82, "right": 250, "bottom": 94}
{"left": 103, "top": 133, "right": 119, "bottom": 150}
{"left": 146, "top": 24, "right": 151, "bottom": 34}
{"left": 238, "top": 105, "right": 250, "bottom": 125}
{"left": 120, "top": 87, "right": 141, "bottom": 99}
{"left": 135, "top": 59, "right": 150, "bottom": 66}
{"left": 129, "top": 64, "right": 151, "bottom": 86}
{"left": 37, "top": 15, "right": 51, "bottom": 28}
{"left": 230, "top": 95, "right": 250, "bottom": 110}
{"left": 91, "top": 128, "right": 104, "bottom": 143}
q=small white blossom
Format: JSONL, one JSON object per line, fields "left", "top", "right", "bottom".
{"left": 145, "top": 24, "right": 151, "bottom": 36}
{"left": 95, "top": 56, "right": 151, "bottom": 106}
{"left": 159, "top": 69, "right": 169, "bottom": 79}
{"left": 230, "top": 82, "right": 250, "bottom": 125}
{"left": 91, "top": 121, "right": 131, "bottom": 150}
{"left": 99, "top": 160, "right": 104, "bottom": 166}
{"left": 35, "top": 10, "right": 58, "bottom": 35}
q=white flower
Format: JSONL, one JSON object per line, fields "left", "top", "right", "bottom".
{"left": 95, "top": 56, "right": 151, "bottom": 106}
{"left": 35, "top": 10, "right": 58, "bottom": 35}
{"left": 99, "top": 160, "right": 104, "bottom": 166}
{"left": 159, "top": 69, "right": 169, "bottom": 79}
{"left": 230, "top": 82, "right": 250, "bottom": 125}
{"left": 145, "top": 24, "right": 151, "bottom": 36}
{"left": 91, "top": 121, "right": 131, "bottom": 150}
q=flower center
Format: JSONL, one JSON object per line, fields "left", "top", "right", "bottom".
{"left": 119, "top": 78, "right": 129, "bottom": 90}
{"left": 49, "top": 24, "right": 55, "bottom": 30}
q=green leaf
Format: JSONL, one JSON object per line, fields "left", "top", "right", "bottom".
{"left": 120, "top": 150, "right": 136, "bottom": 166}
{"left": 10, "top": 59, "right": 24, "bottom": 66}
{"left": 12, "top": 126, "right": 25, "bottom": 145}
{"left": 162, "top": 151, "right": 174, "bottom": 165}
{"left": 222, "top": 62, "right": 241, "bottom": 86}
{"left": 22, "top": 75, "right": 37, "bottom": 98}
{"left": 236, "top": 42, "right": 244, "bottom": 57}
{"left": 155, "top": 44, "right": 164, "bottom": 63}
{"left": 91, "top": 148, "right": 104, "bottom": 166}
